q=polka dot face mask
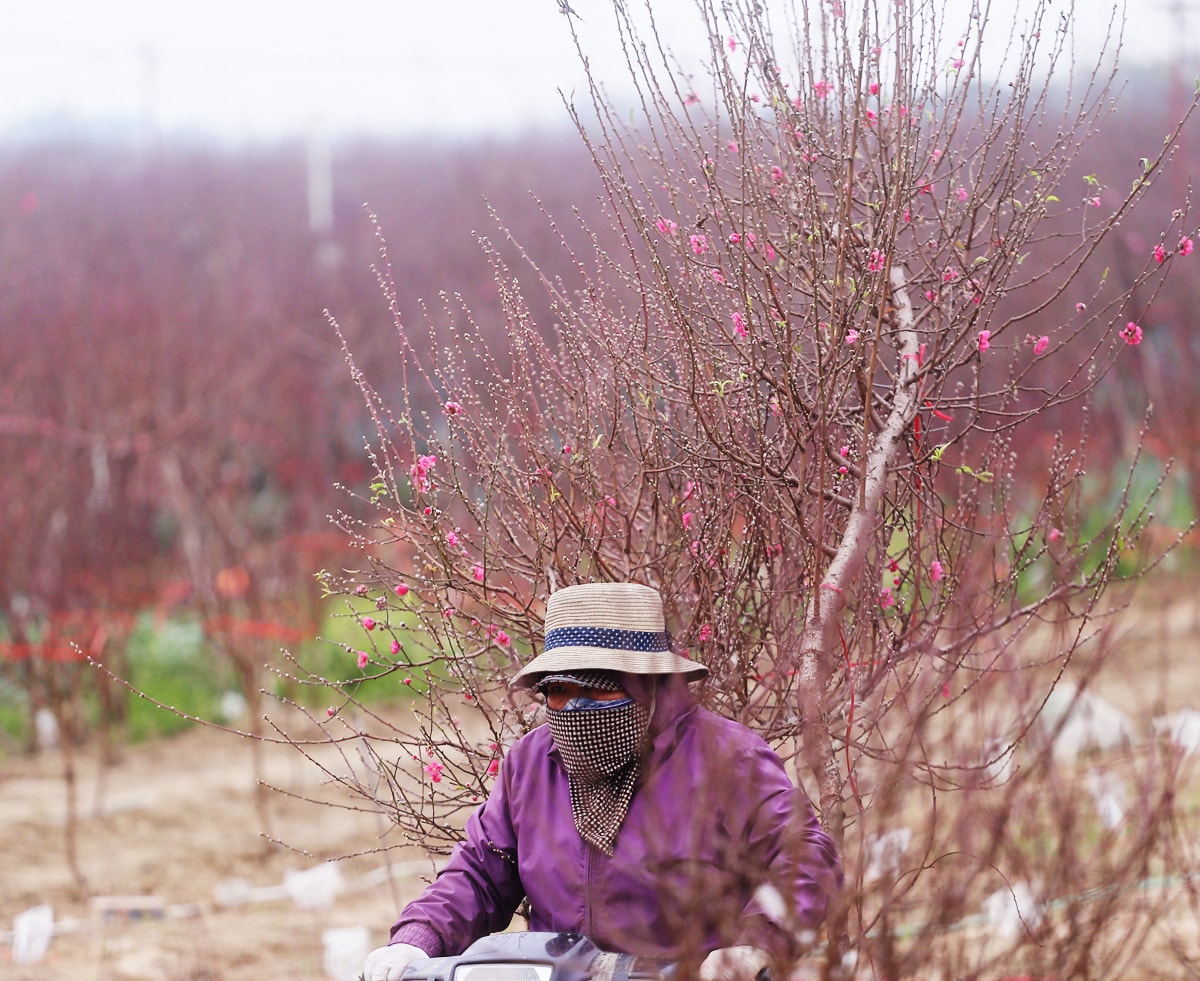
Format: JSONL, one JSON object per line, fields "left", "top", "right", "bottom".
{"left": 540, "top": 671, "right": 650, "bottom": 855}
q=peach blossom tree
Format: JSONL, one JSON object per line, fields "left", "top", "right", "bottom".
{"left": 306, "top": 1, "right": 1198, "bottom": 977}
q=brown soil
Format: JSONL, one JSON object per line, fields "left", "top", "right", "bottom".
{"left": 6, "top": 589, "right": 1200, "bottom": 981}
{"left": 1, "top": 707, "right": 436, "bottom": 981}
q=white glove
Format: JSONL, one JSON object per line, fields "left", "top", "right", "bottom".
{"left": 362, "top": 942, "right": 429, "bottom": 981}
{"left": 699, "top": 946, "right": 771, "bottom": 981}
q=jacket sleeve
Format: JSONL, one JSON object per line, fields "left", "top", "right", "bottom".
{"left": 731, "top": 741, "right": 843, "bottom": 963}
{"left": 389, "top": 755, "right": 527, "bottom": 956}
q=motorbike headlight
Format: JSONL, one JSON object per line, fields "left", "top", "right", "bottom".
{"left": 453, "top": 964, "right": 554, "bottom": 981}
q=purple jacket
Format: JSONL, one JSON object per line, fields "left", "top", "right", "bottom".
{"left": 391, "top": 680, "right": 841, "bottom": 961}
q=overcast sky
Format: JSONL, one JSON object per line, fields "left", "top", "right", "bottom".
{"left": 0, "top": 0, "right": 1191, "bottom": 143}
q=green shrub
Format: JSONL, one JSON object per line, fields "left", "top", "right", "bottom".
{"left": 124, "top": 615, "right": 231, "bottom": 740}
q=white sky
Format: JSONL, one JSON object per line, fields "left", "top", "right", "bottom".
{"left": 0, "top": 0, "right": 1190, "bottom": 143}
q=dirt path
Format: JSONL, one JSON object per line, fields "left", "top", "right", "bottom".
{"left": 1, "top": 711, "right": 437, "bottom": 980}
{"left": 6, "top": 590, "right": 1200, "bottom": 980}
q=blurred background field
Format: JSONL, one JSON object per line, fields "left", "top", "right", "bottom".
{"left": 5, "top": 576, "right": 1200, "bottom": 980}
{"left": 5, "top": 1, "right": 1200, "bottom": 975}
{"left": 3, "top": 121, "right": 1200, "bottom": 973}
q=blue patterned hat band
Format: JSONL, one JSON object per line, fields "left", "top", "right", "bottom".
{"left": 544, "top": 626, "right": 674, "bottom": 653}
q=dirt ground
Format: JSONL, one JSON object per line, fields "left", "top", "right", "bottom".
{"left": 5, "top": 588, "right": 1200, "bottom": 981}
{"left": 0, "top": 706, "right": 438, "bottom": 981}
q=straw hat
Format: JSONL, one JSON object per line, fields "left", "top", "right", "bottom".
{"left": 510, "top": 582, "right": 709, "bottom": 689}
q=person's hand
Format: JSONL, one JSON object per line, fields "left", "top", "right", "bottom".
{"left": 699, "top": 945, "right": 771, "bottom": 981}
{"left": 361, "top": 942, "right": 429, "bottom": 981}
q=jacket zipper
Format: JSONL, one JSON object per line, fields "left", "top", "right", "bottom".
{"left": 583, "top": 841, "right": 595, "bottom": 939}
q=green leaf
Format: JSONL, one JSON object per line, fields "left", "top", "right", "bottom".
{"left": 957, "top": 465, "right": 995, "bottom": 483}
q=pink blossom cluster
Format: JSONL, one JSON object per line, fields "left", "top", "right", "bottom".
{"left": 484, "top": 623, "right": 511, "bottom": 647}
{"left": 410, "top": 454, "right": 437, "bottom": 494}
{"left": 1153, "top": 237, "right": 1194, "bottom": 263}
{"left": 1119, "top": 321, "right": 1143, "bottom": 346}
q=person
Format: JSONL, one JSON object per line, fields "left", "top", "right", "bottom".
{"left": 362, "top": 582, "right": 841, "bottom": 981}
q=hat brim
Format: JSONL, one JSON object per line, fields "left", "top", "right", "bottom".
{"left": 511, "top": 646, "right": 709, "bottom": 689}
